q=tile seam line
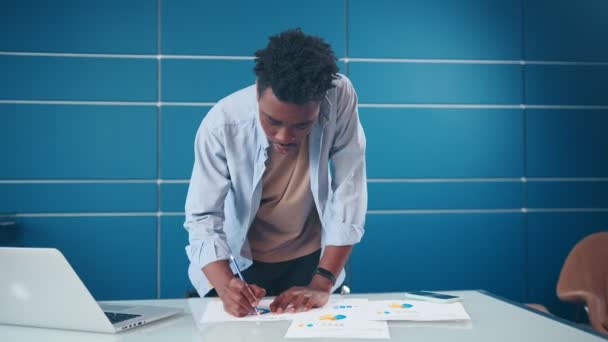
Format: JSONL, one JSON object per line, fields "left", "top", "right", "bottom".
{"left": 3, "top": 178, "right": 608, "bottom": 184}
{"left": 2, "top": 101, "right": 608, "bottom": 109}
{"left": 8, "top": 208, "right": 608, "bottom": 217}
{"left": 2, "top": 52, "right": 608, "bottom": 65}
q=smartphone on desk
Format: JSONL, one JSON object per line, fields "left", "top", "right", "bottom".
{"left": 404, "top": 291, "right": 462, "bottom": 304}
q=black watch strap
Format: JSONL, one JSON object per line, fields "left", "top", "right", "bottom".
{"left": 314, "top": 267, "right": 336, "bottom": 285}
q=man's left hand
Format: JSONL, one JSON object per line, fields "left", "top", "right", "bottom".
{"left": 269, "top": 286, "right": 330, "bottom": 313}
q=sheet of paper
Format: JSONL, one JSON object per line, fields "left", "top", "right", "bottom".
{"left": 200, "top": 297, "right": 369, "bottom": 323}
{"left": 285, "top": 303, "right": 390, "bottom": 339}
{"left": 366, "top": 300, "right": 471, "bottom": 321}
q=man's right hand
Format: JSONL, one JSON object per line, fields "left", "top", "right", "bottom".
{"left": 202, "top": 259, "right": 266, "bottom": 317}
{"left": 216, "top": 278, "right": 266, "bottom": 317}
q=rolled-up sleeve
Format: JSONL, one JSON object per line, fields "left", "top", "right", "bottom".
{"left": 324, "top": 77, "right": 367, "bottom": 246}
{"left": 184, "top": 116, "right": 231, "bottom": 271}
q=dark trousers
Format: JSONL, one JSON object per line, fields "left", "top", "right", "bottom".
{"left": 187, "top": 249, "right": 342, "bottom": 298}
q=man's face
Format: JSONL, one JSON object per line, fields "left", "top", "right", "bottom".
{"left": 258, "top": 86, "right": 320, "bottom": 155}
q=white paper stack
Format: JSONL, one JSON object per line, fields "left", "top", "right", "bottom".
{"left": 200, "top": 298, "right": 370, "bottom": 323}
{"left": 366, "top": 300, "right": 471, "bottom": 322}
{"left": 199, "top": 296, "right": 472, "bottom": 339}
{"left": 285, "top": 299, "right": 390, "bottom": 339}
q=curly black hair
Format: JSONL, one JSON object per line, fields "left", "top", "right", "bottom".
{"left": 254, "top": 28, "right": 339, "bottom": 105}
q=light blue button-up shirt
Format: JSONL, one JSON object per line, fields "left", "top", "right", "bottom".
{"left": 184, "top": 75, "right": 367, "bottom": 296}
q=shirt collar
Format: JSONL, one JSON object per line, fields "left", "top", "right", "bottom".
{"left": 253, "top": 107, "right": 270, "bottom": 161}
{"left": 319, "top": 93, "right": 331, "bottom": 123}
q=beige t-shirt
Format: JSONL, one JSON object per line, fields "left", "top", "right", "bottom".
{"left": 247, "top": 136, "right": 322, "bottom": 263}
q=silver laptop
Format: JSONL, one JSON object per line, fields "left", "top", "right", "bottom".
{"left": 0, "top": 247, "right": 182, "bottom": 333}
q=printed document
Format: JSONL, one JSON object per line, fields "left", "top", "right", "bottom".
{"left": 285, "top": 301, "right": 389, "bottom": 339}
{"left": 366, "top": 300, "right": 471, "bottom": 321}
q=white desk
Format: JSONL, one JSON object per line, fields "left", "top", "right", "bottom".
{"left": 1, "top": 291, "right": 605, "bottom": 341}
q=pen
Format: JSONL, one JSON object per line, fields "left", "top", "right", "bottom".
{"left": 229, "top": 254, "right": 261, "bottom": 315}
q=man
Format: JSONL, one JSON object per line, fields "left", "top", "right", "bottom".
{"left": 184, "top": 28, "right": 367, "bottom": 317}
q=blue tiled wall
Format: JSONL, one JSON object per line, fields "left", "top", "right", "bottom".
{"left": 1, "top": 1, "right": 606, "bottom": 322}
{"left": 360, "top": 108, "right": 524, "bottom": 177}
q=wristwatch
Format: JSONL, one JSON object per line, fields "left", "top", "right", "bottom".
{"left": 313, "top": 267, "right": 336, "bottom": 285}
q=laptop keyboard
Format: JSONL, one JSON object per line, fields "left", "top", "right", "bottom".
{"left": 104, "top": 312, "right": 142, "bottom": 324}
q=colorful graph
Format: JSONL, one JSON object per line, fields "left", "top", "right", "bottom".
{"left": 297, "top": 323, "right": 316, "bottom": 328}
{"left": 332, "top": 305, "right": 353, "bottom": 309}
{"left": 320, "top": 314, "right": 347, "bottom": 321}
